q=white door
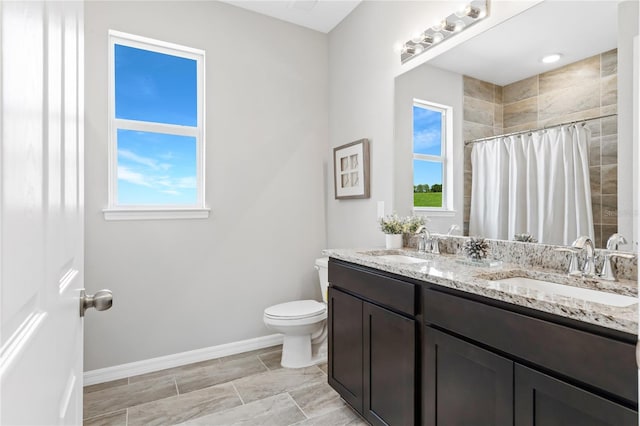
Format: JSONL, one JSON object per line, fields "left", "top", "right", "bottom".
{"left": 0, "top": 1, "right": 99, "bottom": 425}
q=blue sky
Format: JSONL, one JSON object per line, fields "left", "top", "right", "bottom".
{"left": 413, "top": 105, "right": 443, "bottom": 187}
{"left": 115, "top": 44, "right": 197, "bottom": 205}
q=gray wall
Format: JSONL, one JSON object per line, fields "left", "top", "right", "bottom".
{"left": 84, "top": 1, "right": 328, "bottom": 370}
{"left": 326, "top": 1, "right": 538, "bottom": 247}
{"left": 394, "top": 65, "right": 464, "bottom": 231}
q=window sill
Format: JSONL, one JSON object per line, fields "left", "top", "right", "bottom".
{"left": 413, "top": 208, "right": 457, "bottom": 217}
{"left": 103, "top": 207, "right": 210, "bottom": 221}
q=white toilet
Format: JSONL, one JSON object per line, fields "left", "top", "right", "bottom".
{"left": 263, "top": 257, "right": 329, "bottom": 368}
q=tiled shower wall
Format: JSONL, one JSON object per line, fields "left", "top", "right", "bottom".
{"left": 462, "top": 50, "right": 618, "bottom": 248}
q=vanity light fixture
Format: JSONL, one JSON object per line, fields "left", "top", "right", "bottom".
{"left": 541, "top": 53, "right": 562, "bottom": 64}
{"left": 400, "top": 0, "right": 489, "bottom": 64}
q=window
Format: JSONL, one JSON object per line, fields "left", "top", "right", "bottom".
{"left": 105, "top": 31, "right": 207, "bottom": 220}
{"left": 412, "top": 100, "right": 452, "bottom": 212}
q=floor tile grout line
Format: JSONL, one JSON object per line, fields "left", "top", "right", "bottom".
{"left": 125, "top": 408, "right": 128, "bottom": 426}
{"left": 174, "top": 378, "right": 180, "bottom": 396}
{"left": 230, "top": 381, "right": 245, "bottom": 405}
{"left": 256, "top": 355, "right": 271, "bottom": 371}
{"left": 286, "top": 392, "right": 310, "bottom": 420}
{"left": 83, "top": 407, "right": 127, "bottom": 422}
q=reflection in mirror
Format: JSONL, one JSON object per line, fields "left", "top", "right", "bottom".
{"left": 395, "top": 0, "right": 638, "bottom": 251}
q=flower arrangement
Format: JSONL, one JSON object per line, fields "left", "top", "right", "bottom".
{"left": 378, "top": 214, "right": 428, "bottom": 234}
{"left": 379, "top": 214, "right": 405, "bottom": 235}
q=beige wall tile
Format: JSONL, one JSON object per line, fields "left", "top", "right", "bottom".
{"left": 463, "top": 75, "right": 494, "bottom": 102}
{"left": 601, "top": 194, "right": 618, "bottom": 225}
{"left": 601, "top": 164, "right": 617, "bottom": 195}
{"left": 591, "top": 194, "right": 602, "bottom": 224}
{"left": 464, "top": 172, "right": 472, "bottom": 197}
{"left": 463, "top": 121, "right": 497, "bottom": 141}
{"left": 503, "top": 122, "right": 537, "bottom": 134}
{"left": 589, "top": 137, "right": 601, "bottom": 166}
{"left": 494, "top": 104, "right": 503, "bottom": 128}
{"left": 464, "top": 96, "right": 495, "bottom": 126}
{"left": 601, "top": 104, "right": 617, "bottom": 115}
{"left": 601, "top": 115, "right": 617, "bottom": 135}
{"left": 539, "top": 107, "right": 601, "bottom": 128}
{"left": 589, "top": 166, "right": 601, "bottom": 195}
{"left": 495, "top": 85, "right": 503, "bottom": 104}
{"left": 539, "top": 55, "right": 599, "bottom": 94}
{"left": 593, "top": 224, "right": 603, "bottom": 249}
{"left": 464, "top": 144, "right": 472, "bottom": 172}
{"left": 464, "top": 196, "right": 471, "bottom": 222}
{"left": 538, "top": 82, "right": 600, "bottom": 122}
{"left": 601, "top": 135, "right": 617, "bottom": 166}
{"left": 601, "top": 75, "right": 617, "bottom": 107}
{"left": 503, "top": 97, "right": 537, "bottom": 128}
{"left": 601, "top": 49, "right": 617, "bottom": 77}
{"left": 503, "top": 76, "right": 538, "bottom": 104}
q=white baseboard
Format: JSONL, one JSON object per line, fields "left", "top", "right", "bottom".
{"left": 83, "top": 334, "right": 283, "bottom": 386}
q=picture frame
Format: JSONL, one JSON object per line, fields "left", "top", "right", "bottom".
{"left": 333, "top": 139, "right": 370, "bottom": 199}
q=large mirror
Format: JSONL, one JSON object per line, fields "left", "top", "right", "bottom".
{"left": 394, "top": 0, "right": 638, "bottom": 251}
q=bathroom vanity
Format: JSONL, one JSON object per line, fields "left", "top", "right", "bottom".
{"left": 325, "top": 248, "right": 638, "bottom": 426}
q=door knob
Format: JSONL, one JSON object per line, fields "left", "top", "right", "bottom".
{"left": 80, "top": 289, "right": 113, "bottom": 317}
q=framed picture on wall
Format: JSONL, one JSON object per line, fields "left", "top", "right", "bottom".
{"left": 333, "top": 139, "right": 370, "bottom": 199}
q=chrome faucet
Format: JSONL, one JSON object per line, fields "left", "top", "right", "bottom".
{"left": 446, "top": 224, "right": 460, "bottom": 236}
{"left": 599, "top": 233, "right": 634, "bottom": 281}
{"left": 572, "top": 236, "right": 596, "bottom": 277}
{"left": 606, "top": 233, "right": 627, "bottom": 251}
{"left": 415, "top": 225, "right": 432, "bottom": 253}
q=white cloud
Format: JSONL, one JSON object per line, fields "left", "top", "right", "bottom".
{"left": 119, "top": 149, "right": 172, "bottom": 171}
{"left": 118, "top": 165, "right": 154, "bottom": 187}
{"left": 414, "top": 129, "right": 441, "bottom": 151}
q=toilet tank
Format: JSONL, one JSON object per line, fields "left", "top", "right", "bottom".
{"left": 315, "top": 257, "right": 329, "bottom": 303}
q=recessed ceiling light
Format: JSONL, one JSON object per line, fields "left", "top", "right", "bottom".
{"left": 541, "top": 54, "right": 562, "bottom": 64}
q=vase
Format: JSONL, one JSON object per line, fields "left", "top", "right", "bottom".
{"left": 385, "top": 233, "right": 403, "bottom": 249}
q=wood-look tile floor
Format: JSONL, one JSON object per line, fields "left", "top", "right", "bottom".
{"left": 83, "top": 346, "right": 368, "bottom": 426}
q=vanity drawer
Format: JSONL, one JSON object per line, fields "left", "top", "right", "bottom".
{"left": 329, "top": 260, "right": 416, "bottom": 316}
{"left": 424, "top": 287, "right": 637, "bottom": 405}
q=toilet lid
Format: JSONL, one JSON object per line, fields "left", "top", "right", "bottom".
{"left": 264, "top": 300, "right": 326, "bottom": 320}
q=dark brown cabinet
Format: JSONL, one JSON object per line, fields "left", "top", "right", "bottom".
{"left": 328, "top": 281, "right": 417, "bottom": 426}
{"left": 328, "top": 259, "right": 638, "bottom": 426}
{"left": 327, "top": 286, "right": 363, "bottom": 413}
{"left": 363, "top": 302, "right": 416, "bottom": 426}
{"left": 515, "top": 364, "right": 637, "bottom": 426}
{"left": 424, "top": 327, "right": 513, "bottom": 426}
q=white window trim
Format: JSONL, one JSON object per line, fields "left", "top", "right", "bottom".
{"left": 104, "top": 30, "right": 209, "bottom": 220}
{"left": 412, "top": 99, "right": 454, "bottom": 214}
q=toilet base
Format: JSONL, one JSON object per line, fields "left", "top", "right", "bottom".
{"left": 280, "top": 334, "right": 327, "bottom": 369}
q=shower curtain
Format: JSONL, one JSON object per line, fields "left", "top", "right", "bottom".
{"left": 468, "top": 125, "right": 594, "bottom": 246}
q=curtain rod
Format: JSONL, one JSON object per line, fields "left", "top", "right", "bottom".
{"left": 464, "top": 113, "right": 618, "bottom": 145}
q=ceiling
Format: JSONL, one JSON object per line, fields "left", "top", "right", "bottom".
{"left": 219, "top": 0, "right": 362, "bottom": 33}
{"left": 428, "top": 1, "right": 618, "bottom": 86}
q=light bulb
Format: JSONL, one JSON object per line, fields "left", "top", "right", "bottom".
{"left": 541, "top": 53, "right": 562, "bottom": 64}
{"left": 455, "top": 4, "right": 469, "bottom": 17}
{"left": 393, "top": 42, "right": 405, "bottom": 54}
{"left": 413, "top": 44, "right": 425, "bottom": 55}
{"left": 454, "top": 20, "right": 466, "bottom": 32}
{"left": 410, "top": 31, "right": 424, "bottom": 43}
{"left": 431, "top": 21, "right": 444, "bottom": 31}
{"left": 432, "top": 32, "right": 444, "bottom": 44}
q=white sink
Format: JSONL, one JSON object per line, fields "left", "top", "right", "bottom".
{"left": 494, "top": 277, "right": 637, "bottom": 307}
{"left": 375, "top": 255, "right": 429, "bottom": 264}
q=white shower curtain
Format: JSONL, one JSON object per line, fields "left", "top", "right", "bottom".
{"left": 469, "top": 125, "right": 594, "bottom": 245}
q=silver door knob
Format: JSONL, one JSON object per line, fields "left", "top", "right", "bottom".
{"left": 80, "top": 289, "right": 113, "bottom": 317}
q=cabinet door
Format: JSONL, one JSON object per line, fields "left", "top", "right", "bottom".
{"left": 328, "top": 287, "right": 364, "bottom": 414}
{"left": 363, "top": 302, "right": 416, "bottom": 426}
{"left": 424, "top": 327, "right": 514, "bottom": 426}
{"left": 515, "top": 364, "right": 637, "bottom": 426}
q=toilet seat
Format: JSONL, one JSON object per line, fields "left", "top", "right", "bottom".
{"left": 264, "top": 300, "right": 326, "bottom": 320}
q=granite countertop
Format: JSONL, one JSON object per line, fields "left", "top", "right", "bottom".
{"left": 323, "top": 248, "right": 638, "bottom": 336}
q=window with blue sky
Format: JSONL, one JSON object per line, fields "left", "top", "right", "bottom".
{"left": 413, "top": 103, "right": 445, "bottom": 208}
{"left": 108, "top": 31, "right": 204, "bottom": 212}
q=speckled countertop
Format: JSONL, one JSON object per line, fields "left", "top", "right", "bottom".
{"left": 323, "top": 248, "right": 638, "bottom": 336}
